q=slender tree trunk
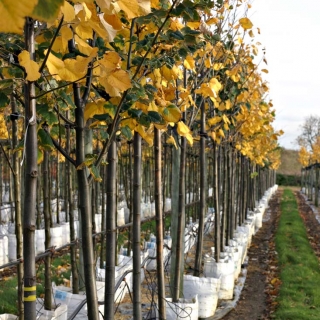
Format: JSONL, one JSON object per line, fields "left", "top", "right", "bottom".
{"left": 9, "top": 156, "right": 14, "bottom": 222}
{"left": 100, "top": 165, "right": 106, "bottom": 269}
{"left": 133, "top": 132, "right": 142, "bottom": 319}
{"left": 154, "top": 128, "right": 166, "bottom": 319}
{"left": 221, "top": 145, "right": 228, "bottom": 249}
{"left": 66, "top": 119, "right": 79, "bottom": 294}
{"left": 0, "top": 155, "right": 2, "bottom": 210}
{"left": 23, "top": 17, "right": 38, "bottom": 320}
{"left": 36, "top": 175, "right": 41, "bottom": 229}
{"left": 242, "top": 156, "right": 248, "bottom": 222}
{"left": 11, "top": 95, "right": 24, "bottom": 319}
{"left": 104, "top": 138, "right": 117, "bottom": 319}
{"left": 315, "top": 166, "right": 319, "bottom": 207}
{"left": 172, "top": 133, "right": 187, "bottom": 302}
{"left": 74, "top": 83, "right": 98, "bottom": 319}
{"left": 213, "top": 145, "right": 220, "bottom": 261}
{"left": 194, "top": 102, "right": 206, "bottom": 276}
{"left": 169, "top": 143, "right": 181, "bottom": 297}
{"left": 56, "top": 156, "right": 60, "bottom": 224}
{"left": 43, "top": 150, "right": 52, "bottom": 310}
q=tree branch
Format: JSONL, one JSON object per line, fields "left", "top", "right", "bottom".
{"left": 38, "top": 15, "right": 64, "bottom": 74}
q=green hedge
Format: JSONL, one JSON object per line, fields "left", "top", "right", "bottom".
{"left": 276, "top": 173, "right": 301, "bottom": 186}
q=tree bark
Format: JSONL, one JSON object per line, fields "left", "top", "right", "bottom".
{"left": 172, "top": 133, "right": 186, "bottom": 302}
{"left": 154, "top": 128, "right": 166, "bottom": 319}
{"left": 74, "top": 83, "right": 99, "bottom": 319}
{"left": 132, "top": 132, "right": 142, "bottom": 319}
{"left": 11, "top": 95, "right": 24, "bottom": 319}
{"left": 23, "top": 17, "right": 38, "bottom": 320}
{"left": 194, "top": 101, "right": 206, "bottom": 276}
{"left": 104, "top": 138, "right": 117, "bottom": 319}
{"left": 43, "top": 150, "right": 52, "bottom": 310}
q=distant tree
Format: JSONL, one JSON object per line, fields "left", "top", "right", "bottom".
{"left": 296, "top": 115, "right": 320, "bottom": 151}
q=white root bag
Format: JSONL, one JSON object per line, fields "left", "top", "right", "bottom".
{"left": 165, "top": 295, "right": 198, "bottom": 320}
{"left": 214, "top": 259, "right": 235, "bottom": 300}
{"left": 183, "top": 275, "right": 221, "bottom": 318}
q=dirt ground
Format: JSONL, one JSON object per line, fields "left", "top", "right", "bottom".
{"left": 223, "top": 188, "right": 320, "bottom": 320}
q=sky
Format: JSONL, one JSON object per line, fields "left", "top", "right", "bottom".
{"left": 248, "top": 0, "right": 320, "bottom": 150}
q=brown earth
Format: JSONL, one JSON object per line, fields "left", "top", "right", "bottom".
{"left": 223, "top": 188, "right": 320, "bottom": 320}
{"left": 222, "top": 190, "right": 282, "bottom": 320}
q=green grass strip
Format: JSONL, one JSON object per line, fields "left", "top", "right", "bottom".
{"left": 274, "top": 188, "right": 320, "bottom": 319}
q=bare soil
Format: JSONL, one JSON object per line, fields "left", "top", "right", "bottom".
{"left": 223, "top": 188, "right": 320, "bottom": 320}
{"left": 222, "top": 190, "right": 282, "bottom": 320}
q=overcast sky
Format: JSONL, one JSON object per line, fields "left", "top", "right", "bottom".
{"left": 248, "top": 0, "right": 320, "bottom": 150}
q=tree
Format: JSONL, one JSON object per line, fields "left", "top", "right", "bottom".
{"left": 297, "top": 115, "right": 320, "bottom": 152}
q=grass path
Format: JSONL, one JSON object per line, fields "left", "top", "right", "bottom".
{"left": 273, "top": 188, "right": 320, "bottom": 319}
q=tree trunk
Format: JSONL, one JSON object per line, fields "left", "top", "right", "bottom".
{"left": 100, "top": 165, "right": 106, "bottom": 269}
{"left": 74, "top": 83, "right": 99, "bottom": 319}
{"left": 11, "top": 95, "right": 24, "bottom": 319}
{"left": 66, "top": 120, "right": 79, "bottom": 293}
{"left": 221, "top": 145, "right": 228, "bottom": 250}
{"left": 172, "top": 132, "right": 186, "bottom": 302}
{"left": 23, "top": 17, "right": 38, "bottom": 320}
{"left": 56, "top": 156, "right": 60, "bottom": 224}
{"left": 43, "top": 150, "right": 52, "bottom": 310}
{"left": 154, "top": 128, "right": 166, "bottom": 319}
{"left": 213, "top": 145, "right": 220, "bottom": 261}
{"left": 133, "top": 132, "right": 142, "bottom": 319}
{"left": 104, "top": 138, "right": 117, "bottom": 319}
{"left": 194, "top": 102, "right": 206, "bottom": 276}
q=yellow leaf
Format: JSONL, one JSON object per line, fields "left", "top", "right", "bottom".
{"left": 209, "top": 77, "right": 222, "bottom": 93}
{"left": 166, "top": 135, "right": 178, "bottom": 149}
{"left": 87, "top": 18, "right": 107, "bottom": 39}
{"left": 138, "top": 0, "right": 151, "bottom": 15}
{"left": 61, "top": 25, "right": 73, "bottom": 41}
{"left": 208, "top": 116, "right": 221, "bottom": 126}
{"left": 45, "top": 50, "right": 97, "bottom": 82}
{"left": 60, "top": 59, "right": 86, "bottom": 80}
{"left": 239, "top": 17, "right": 253, "bottom": 30}
{"left": 225, "top": 100, "right": 231, "bottom": 110}
{"left": 84, "top": 100, "right": 107, "bottom": 122}
{"left": 99, "top": 77, "right": 121, "bottom": 97}
{"left": 204, "top": 58, "right": 211, "bottom": 68}
{"left": 0, "top": 114, "right": 8, "bottom": 139}
{"left": 96, "top": 0, "right": 111, "bottom": 9}
{"left": 184, "top": 55, "right": 195, "bottom": 71}
{"left": 218, "top": 128, "right": 225, "bottom": 138}
{"left": 150, "top": 0, "right": 159, "bottom": 8}
{"left": 222, "top": 114, "right": 230, "bottom": 124}
{"left": 187, "top": 21, "right": 200, "bottom": 29}
{"left": 100, "top": 51, "right": 121, "bottom": 73}
{"left": 162, "top": 105, "right": 181, "bottom": 123}
{"left": 206, "top": 17, "right": 219, "bottom": 25}
{"left": 107, "top": 69, "right": 132, "bottom": 91}
{"left": 195, "top": 84, "right": 216, "bottom": 98}
{"left": 104, "top": 13, "right": 123, "bottom": 30}
{"left": 261, "top": 69, "right": 268, "bottom": 73}
{"left": 18, "top": 50, "right": 41, "bottom": 82}
{"left": 76, "top": 22, "right": 93, "bottom": 39}
{"left": 0, "top": 0, "right": 38, "bottom": 34}
{"left": 75, "top": 34, "right": 95, "bottom": 56}
{"left": 98, "top": 13, "right": 118, "bottom": 42}
{"left": 60, "top": 0, "right": 75, "bottom": 22}
{"left": 177, "top": 121, "right": 193, "bottom": 146}
{"left": 52, "top": 36, "right": 67, "bottom": 53}
{"left": 117, "top": 0, "right": 140, "bottom": 19}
